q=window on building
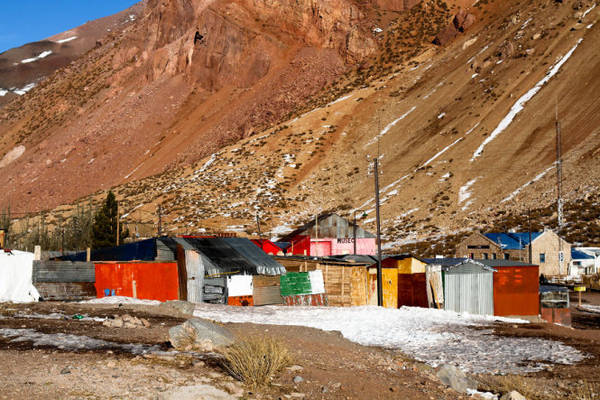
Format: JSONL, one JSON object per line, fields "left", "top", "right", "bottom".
{"left": 504, "top": 253, "right": 510, "bottom": 260}
{"left": 540, "top": 253, "right": 546, "bottom": 263}
{"left": 492, "top": 253, "right": 497, "bottom": 260}
{"left": 483, "top": 253, "right": 489, "bottom": 259}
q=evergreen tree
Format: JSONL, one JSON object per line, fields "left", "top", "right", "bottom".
{"left": 92, "top": 191, "right": 127, "bottom": 249}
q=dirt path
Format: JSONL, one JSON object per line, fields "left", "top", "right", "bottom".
{"left": 0, "top": 302, "right": 464, "bottom": 399}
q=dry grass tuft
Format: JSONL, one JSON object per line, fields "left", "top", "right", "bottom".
{"left": 222, "top": 337, "right": 292, "bottom": 388}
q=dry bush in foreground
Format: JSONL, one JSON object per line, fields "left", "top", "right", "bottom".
{"left": 222, "top": 337, "right": 292, "bottom": 388}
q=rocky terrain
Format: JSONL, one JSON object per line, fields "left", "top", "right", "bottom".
{"left": 0, "top": 0, "right": 598, "bottom": 250}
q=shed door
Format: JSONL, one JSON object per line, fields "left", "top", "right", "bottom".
{"left": 445, "top": 272, "right": 493, "bottom": 315}
{"left": 185, "top": 250, "right": 205, "bottom": 303}
{"left": 313, "top": 241, "right": 332, "bottom": 257}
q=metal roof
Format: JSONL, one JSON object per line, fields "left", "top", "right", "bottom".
{"left": 424, "top": 258, "right": 495, "bottom": 272}
{"left": 423, "top": 257, "right": 470, "bottom": 266}
{"left": 483, "top": 232, "right": 543, "bottom": 250}
{"left": 278, "top": 213, "right": 375, "bottom": 241}
{"left": 222, "top": 238, "right": 286, "bottom": 275}
{"left": 572, "top": 249, "right": 595, "bottom": 260}
{"left": 478, "top": 259, "right": 537, "bottom": 268}
{"left": 540, "top": 285, "right": 569, "bottom": 293}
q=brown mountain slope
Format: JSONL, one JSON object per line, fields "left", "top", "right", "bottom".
{"left": 1, "top": 0, "right": 599, "bottom": 250}
{"left": 0, "top": 2, "right": 144, "bottom": 107}
{"left": 0, "top": 0, "right": 417, "bottom": 212}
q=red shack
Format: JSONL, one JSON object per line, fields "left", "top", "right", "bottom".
{"left": 480, "top": 260, "right": 539, "bottom": 317}
{"left": 95, "top": 262, "right": 179, "bottom": 302}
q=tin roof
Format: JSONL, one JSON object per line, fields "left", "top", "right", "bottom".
{"left": 483, "top": 232, "right": 543, "bottom": 250}
{"left": 222, "top": 238, "right": 286, "bottom": 275}
{"left": 572, "top": 249, "right": 595, "bottom": 260}
{"left": 478, "top": 259, "right": 538, "bottom": 268}
{"left": 279, "top": 213, "right": 375, "bottom": 241}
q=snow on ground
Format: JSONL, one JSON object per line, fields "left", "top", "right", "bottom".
{"left": 583, "top": 4, "right": 596, "bottom": 18}
{"left": 421, "top": 123, "right": 479, "bottom": 168}
{"left": 21, "top": 50, "right": 52, "bottom": 64}
{"left": 81, "top": 296, "right": 161, "bottom": 306}
{"left": 366, "top": 106, "right": 416, "bottom": 147}
{"left": 458, "top": 178, "right": 478, "bottom": 204}
{"left": 0, "top": 89, "right": 7, "bottom": 96}
{"left": 13, "top": 83, "right": 36, "bottom": 95}
{"left": 501, "top": 165, "right": 554, "bottom": 203}
{"left": 0, "top": 328, "right": 161, "bottom": 354}
{"left": 193, "top": 304, "right": 585, "bottom": 374}
{"left": 327, "top": 94, "right": 353, "bottom": 106}
{"left": 56, "top": 36, "right": 77, "bottom": 43}
{"left": 4, "top": 312, "right": 105, "bottom": 322}
{"left": 471, "top": 38, "right": 584, "bottom": 161}
{"left": 580, "top": 304, "right": 600, "bottom": 314}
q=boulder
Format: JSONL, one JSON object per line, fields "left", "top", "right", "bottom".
{"left": 433, "top": 25, "right": 459, "bottom": 45}
{"left": 159, "top": 300, "right": 196, "bottom": 316}
{"left": 454, "top": 9, "right": 476, "bottom": 32}
{"left": 169, "top": 318, "right": 234, "bottom": 351}
{"left": 500, "top": 391, "right": 527, "bottom": 400}
{"left": 436, "top": 364, "right": 476, "bottom": 394}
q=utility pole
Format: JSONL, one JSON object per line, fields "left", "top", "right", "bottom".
{"left": 555, "top": 114, "right": 564, "bottom": 275}
{"left": 315, "top": 213, "right": 319, "bottom": 257}
{"left": 255, "top": 212, "right": 262, "bottom": 239}
{"left": 157, "top": 204, "right": 162, "bottom": 237}
{"left": 353, "top": 211, "right": 357, "bottom": 255}
{"left": 374, "top": 159, "right": 383, "bottom": 307}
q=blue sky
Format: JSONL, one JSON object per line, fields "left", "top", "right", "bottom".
{"left": 0, "top": 1, "right": 140, "bottom": 53}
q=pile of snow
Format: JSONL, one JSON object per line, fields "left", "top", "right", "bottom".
{"left": 580, "top": 304, "right": 600, "bottom": 314}
{"left": 0, "top": 250, "right": 39, "bottom": 303}
{"left": 81, "top": 296, "right": 161, "bottom": 306}
{"left": 193, "top": 304, "right": 586, "bottom": 374}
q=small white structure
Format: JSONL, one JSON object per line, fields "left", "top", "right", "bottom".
{"left": 0, "top": 250, "right": 40, "bottom": 302}
{"left": 570, "top": 247, "right": 600, "bottom": 276}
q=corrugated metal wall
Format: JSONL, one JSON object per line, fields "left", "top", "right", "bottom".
{"left": 444, "top": 265, "right": 494, "bottom": 315}
{"left": 32, "top": 261, "right": 95, "bottom": 283}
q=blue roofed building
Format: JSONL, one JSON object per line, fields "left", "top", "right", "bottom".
{"left": 570, "top": 247, "right": 600, "bottom": 276}
{"left": 455, "top": 230, "right": 571, "bottom": 276}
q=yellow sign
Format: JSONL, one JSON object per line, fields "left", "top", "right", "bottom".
{"left": 574, "top": 286, "right": 586, "bottom": 292}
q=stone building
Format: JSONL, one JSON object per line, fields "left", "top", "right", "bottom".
{"left": 455, "top": 231, "right": 571, "bottom": 276}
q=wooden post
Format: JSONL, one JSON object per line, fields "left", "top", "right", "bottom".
{"left": 579, "top": 290, "right": 582, "bottom": 307}
{"left": 34, "top": 245, "right": 41, "bottom": 261}
{"left": 132, "top": 280, "right": 137, "bottom": 299}
{"left": 86, "top": 248, "right": 91, "bottom": 262}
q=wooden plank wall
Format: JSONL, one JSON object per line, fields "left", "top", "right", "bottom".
{"left": 275, "top": 258, "right": 368, "bottom": 307}
{"left": 32, "top": 260, "right": 96, "bottom": 300}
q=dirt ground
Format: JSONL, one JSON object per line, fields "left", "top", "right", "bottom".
{"left": 1, "top": 292, "right": 600, "bottom": 399}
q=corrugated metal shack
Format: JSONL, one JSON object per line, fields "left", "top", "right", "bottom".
{"left": 425, "top": 258, "right": 495, "bottom": 315}
{"left": 59, "top": 237, "right": 286, "bottom": 304}
{"left": 275, "top": 255, "right": 373, "bottom": 306}
{"left": 278, "top": 213, "right": 376, "bottom": 256}
{"left": 32, "top": 260, "right": 96, "bottom": 301}
{"left": 480, "top": 259, "right": 540, "bottom": 317}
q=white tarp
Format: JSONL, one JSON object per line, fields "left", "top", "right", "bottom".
{"left": 308, "top": 270, "right": 325, "bottom": 294}
{"left": 0, "top": 250, "right": 39, "bottom": 303}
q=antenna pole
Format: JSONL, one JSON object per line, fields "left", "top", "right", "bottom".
{"left": 555, "top": 115, "right": 564, "bottom": 275}
{"left": 255, "top": 212, "right": 262, "bottom": 239}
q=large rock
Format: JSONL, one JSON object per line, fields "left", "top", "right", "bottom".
{"left": 436, "top": 364, "right": 476, "bottom": 394}
{"left": 169, "top": 318, "right": 234, "bottom": 351}
{"left": 159, "top": 300, "right": 196, "bottom": 316}
{"left": 500, "top": 391, "right": 527, "bottom": 400}
{"left": 453, "top": 8, "right": 476, "bottom": 32}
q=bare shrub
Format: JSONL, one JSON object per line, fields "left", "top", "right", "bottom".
{"left": 222, "top": 337, "right": 291, "bottom": 388}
